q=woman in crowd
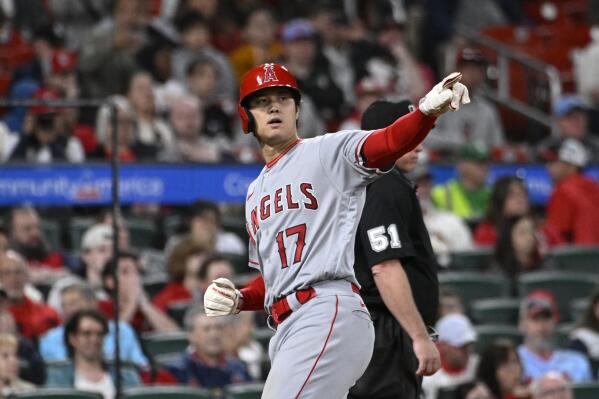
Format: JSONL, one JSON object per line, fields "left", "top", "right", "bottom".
{"left": 0, "top": 333, "right": 34, "bottom": 398}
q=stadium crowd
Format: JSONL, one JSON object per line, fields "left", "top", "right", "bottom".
{"left": 0, "top": 0, "right": 598, "bottom": 398}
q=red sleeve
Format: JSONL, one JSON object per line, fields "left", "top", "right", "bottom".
{"left": 239, "top": 275, "right": 266, "bottom": 311}
{"left": 361, "top": 109, "right": 437, "bottom": 169}
{"left": 473, "top": 223, "right": 497, "bottom": 246}
{"left": 545, "top": 188, "right": 572, "bottom": 242}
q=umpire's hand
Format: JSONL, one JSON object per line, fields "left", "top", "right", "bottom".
{"left": 413, "top": 336, "right": 441, "bottom": 376}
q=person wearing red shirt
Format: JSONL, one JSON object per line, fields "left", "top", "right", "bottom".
{"left": 99, "top": 252, "right": 177, "bottom": 333}
{"left": 545, "top": 139, "right": 599, "bottom": 245}
{"left": 152, "top": 239, "right": 206, "bottom": 312}
{"left": 0, "top": 251, "right": 60, "bottom": 341}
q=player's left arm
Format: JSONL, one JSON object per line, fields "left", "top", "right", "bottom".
{"left": 372, "top": 259, "right": 440, "bottom": 376}
{"left": 362, "top": 72, "right": 469, "bottom": 169}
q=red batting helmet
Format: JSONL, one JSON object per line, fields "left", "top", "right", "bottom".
{"left": 238, "top": 63, "right": 301, "bottom": 134}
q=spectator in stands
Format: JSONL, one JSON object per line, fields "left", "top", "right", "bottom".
{"left": 530, "top": 372, "right": 573, "bottom": 399}
{"left": 47, "top": 0, "right": 112, "bottom": 49}
{"left": 431, "top": 144, "right": 492, "bottom": 221}
{"left": 167, "top": 305, "right": 252, "bottom": 388}
{"left": 469, "top": 339, "right": 530, "bottom": 399}
{"left": 537, "top": 95, "right": 599, "bottom": 163}
{"left": 1, "top": 79, "right": 39, "bottom": 136}
{"left": 98, "top": 252, "right": 178, "bottom": 333}
{"left": 493, "top": 215, "right": 544, "bottom": 296}
{"left": 172, "top": 11, "right": 236, "bottom": 101}
{"left": 226, "top": 312, "right": 264, "bottom": 381}
{"left": 6, "top": 206, "right": 66, "bottom": 278}
{"left": 229, "top": 6, "right": 281, "bottom": 82}
{"left": 45, "top": 309, "right": 141, "bottom": 396}
{"left": 410, "top": 162, "right": 473, "bottom": 267}
{"left": 40, "top": 283, "right": 148, "bottom": 368}
{"left": 569, "top": 288, "right": 599, "bottom": 366}
{"left": 185, "top": 58, "right": 238, "bottom": 149}
{"left": 46, "top": 49, "right": 79, "bottom": 99}
{"left": 544, "top": 139, "right": 599, "bottom": 245}
{"left": 78, "top": 224, "right": 116, "bottom": 297}
{"left": 424, "top": 48, "right": 505, "bottom": 156}
{"left": 153, "top": 239, "right": 207, "bottom": 312}
{"left": 438, "top": 287, "right": 466, "bottom": 318}
{"left": 517, "top": 290, "right": 592, "bottom": 383}
{"left": 0, "top": 333, "right": 35, "bottom": 396}
{"left": 422, "top": 313, "right": 479, "bottom": 399}
{"left": 197, "top": 255, "right": 235, "bottom": 301}
{"left": 0, "top": 250, "right": 60, "bottom": 341}
{"left": 92, "top": 96, "right": 137, "bottom": 161}
{"left": 9, "top": 88, "right": 85, "bottom": 163}
{"left": 165, "top": 200, "right": 245, "bottom": 256}
{"left": 126, "top": 71, "right": 177, "bottom": 161}
{"left": 339, "top": 77, "right": 388, "bottom": 131}
{"left": 79, "top": 0, "right": 149, "bottom": 97}
{"left": 281, "top": 18, "right": 346, "bottom": 127}
{"left": 169, "top": 95, "right": 223, "bottom": 162}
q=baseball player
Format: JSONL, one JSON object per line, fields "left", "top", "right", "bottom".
{"left": 203, "top": 63, "right": 469, "bottom": 399}
{"left": 349, "top": 100, "right": 442, "bottom": 399}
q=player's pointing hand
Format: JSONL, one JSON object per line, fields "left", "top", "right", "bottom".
{"left": 413, "top": 335, "right": 441, "bottom": 376}
{"left": 419, "top": 72, "right": 470, "bottom": 116}
{"left": 204, "top": 277, "right": 240, "bottom": 316}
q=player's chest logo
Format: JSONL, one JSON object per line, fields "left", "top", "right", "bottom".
{"left": 249, "top": 182, "right": 318, "bottom": 234}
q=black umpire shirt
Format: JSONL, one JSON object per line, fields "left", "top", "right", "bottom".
{"left": 354, "top": 167, "right": 439, "bottom": 327}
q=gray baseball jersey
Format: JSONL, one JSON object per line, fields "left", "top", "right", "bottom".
{"left": 245, "top": 129, "right": 384, "bottom": 309}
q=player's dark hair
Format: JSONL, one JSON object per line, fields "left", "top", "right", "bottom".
{"left": 64, "top": 309, "right": 108, "bottom": 358}
{"left": 575, "top": 288, "right": 599, "bottom": 331}
{"left": 475, "top": 339, "right": 520, "bottom": 398}
{"left": 197, "top": 254, "right": 232, "bottom": 281}
{"left": 484, "top": 176, "right": 528, "bottom": 227}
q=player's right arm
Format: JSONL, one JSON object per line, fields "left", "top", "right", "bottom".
{"left": 371, "top": 259, "right": 440, "bottom": 376}
{"left": 361, "top": 72, "right": 470, "bottom": 169}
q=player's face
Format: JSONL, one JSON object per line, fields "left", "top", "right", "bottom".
{"left": 248, "top": 87, "right": 299, "bottom": 144}
{"left": 395, "top": 144, "right": 423, "bottom": 172}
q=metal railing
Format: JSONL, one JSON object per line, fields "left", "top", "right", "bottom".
{"left": 459, "top": 27, "right": 562, "bottom": 129}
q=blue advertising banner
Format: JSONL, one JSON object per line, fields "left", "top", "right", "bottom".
{"left": 0, "top": 163, "right": 596, "bottom": 206}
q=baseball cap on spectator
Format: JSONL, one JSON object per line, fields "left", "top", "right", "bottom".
{"left": 458, "top": 144, "right": 490, "bottom": 162}
{"left": 81, "top": 224, "right": 113, "bottom": 251}
{"left": 520, "top": 289, "right": 560, "bottom": 321}
{"left": 281, "top": 19, "right": 317, "bottom": 43}
{"left": 51, "top": 49, "right": 77, "bottom": 75}
{"left": 436, "top": 313, "right": 477, "bottom": 347}
{"left": 553, "top": 95, "right": 586, "bottom": 118}
{"left": 30, "top": 88, "right": 61, "bottom": 115}
{"left": 558, "top": 138, "right": 589, "bottom": 168}
{"left": 456, "top": 47, "right": 487, "bottom": 66}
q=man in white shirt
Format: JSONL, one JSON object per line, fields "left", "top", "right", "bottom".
{"left": 422, "top": 313, "right": 479, "bottom": 399}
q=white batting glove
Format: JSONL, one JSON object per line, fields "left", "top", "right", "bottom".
{"left": 204, "top": 278, "right": 240, "bottom": 316}
{"left": 419, "top": 72, "right": 470, "bottom": 116}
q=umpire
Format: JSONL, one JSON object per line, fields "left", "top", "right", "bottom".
{"left": 349, "top": 100, "right": 441, "bottom": 399}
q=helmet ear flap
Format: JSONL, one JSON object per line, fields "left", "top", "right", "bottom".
{"left": 238, "top": 104, "right": 256, "bottom": 134}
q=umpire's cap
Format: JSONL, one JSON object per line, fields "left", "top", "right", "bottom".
{"left": 360, "top": 99, "right": 415, "bottom": 130}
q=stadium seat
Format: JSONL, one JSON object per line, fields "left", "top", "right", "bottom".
{"left": 224, "top": 253, "right": 251, "bottom": 275}
{"left": 122, "top": 386, "right": 209, "bottom": 399}
{"left": 548, "top": 246, "right": 599, "bottom": 274}
{"left": 7, "top": 388, "right": 103, "bottom": 399}
{"left": 127, "top": 219, "right": 158, "bottom": 249}
{"left": 517, "top": 271, "right": 597, "bottom": 322}
{"left": 438, "top": 272, "right": 510, "bottom": 314}
{"left": 450, "top": 248, "right": 494, "bottom": 271}
{"left": 167, "top": 301, "right": 191, "bottom": 327}
{"left": 554, "top": 323, "right": 574, "bottom": 347}
{"left": 570, "top": 298, "right": 589, "bottom": 323}
{"left": 226, "top": 383, "right": 265, "bottom": 399}
{"left": 436, "top": 386, "right": 459, "bottom": 399}
{"left": 140, "top": 331, "right": 188, "bottom": 359}
{"left": 69, "top": 217, "right": 95, "bottom": 250}
{"left": 253, "top": 328, "right": 274, "bottom": 352}
{"left": 41, "top": 219, "right": 62, "bottom": 250}
{"left": 471, "top": 298, "right": 520, "bottom": 325}
{"left": 474, "top": 325, "right": 523, "bottom": 353}
{"left": 572, "top": 382, "right": 599, "bottom": 399}
{"left": 163, "top": 214, "right": 184, "bottom": 238}
{"left": 142, "top": 276, "right": 168, "bottom": 298}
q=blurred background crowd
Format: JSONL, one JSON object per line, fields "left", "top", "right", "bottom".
{"left": 0, "top": 0, "right": 599, "bottom": 398}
